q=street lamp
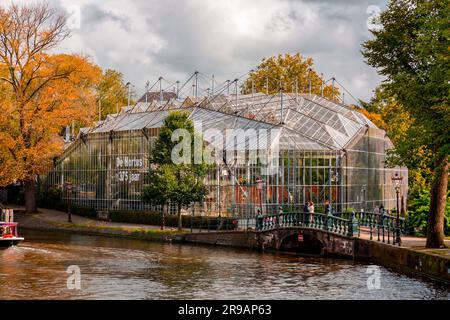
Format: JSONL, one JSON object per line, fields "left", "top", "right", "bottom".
{"left": 361, "top": 184, "right": 366, "bottom": 212}
{"left": 391, "top": 173, "right": 403, "bottom": 245}
{"left": 65, "top": 181, "right": 73, "bottom": 223}
{"left": 256, "top": 177, "right": 264, "bottom": 215}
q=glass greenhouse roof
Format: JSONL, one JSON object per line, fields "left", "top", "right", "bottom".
{"left": 82, "top": 93, "right": 378, "bottom": 151}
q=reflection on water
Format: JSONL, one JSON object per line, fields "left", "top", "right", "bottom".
{"left": 0, "top": 230, "right": 448, "bottom": 300}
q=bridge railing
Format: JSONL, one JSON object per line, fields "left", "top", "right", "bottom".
{"left": 332, "top": 210, "right": 408, "bottom": 244}
{"left": 184, "top": 209, "right": 407, "bottom": 245}
{"left": 254, "top": 209, "right": 408, "bottom": 244}
{"left": 333, "top": 211, "right": 407, "bottom": 231}
{"left": 256, "top": 212, "right": 358, "bottom": 238}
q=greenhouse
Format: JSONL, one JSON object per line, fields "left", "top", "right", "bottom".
{"left": 43, "top": 90, "right": 408, "bottom": 217}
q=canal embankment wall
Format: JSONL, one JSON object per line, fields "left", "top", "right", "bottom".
{"left": 15, "top": 211, "right": 186, "bottom": 243}
{"left": 184, "top": 231, "right": 450, "bottom": 285}
{"left": 355, "top": 238, "right": 450, "bottom": 285}
{"left": 184, "top": 230, "right": 258, "bottom": 249}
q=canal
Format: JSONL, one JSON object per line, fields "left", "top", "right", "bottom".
{"left": 0, "top": 230, "right": 448, "bottom": 300}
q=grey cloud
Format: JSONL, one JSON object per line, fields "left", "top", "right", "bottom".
{"left": 267, "top": 10, "right": 297, "bottom": 32}
{"left": 80, "top": 3, "right": 132, "bottom": 32}
{"left": 52, "top": 0, "right": 389, "bottom": 101}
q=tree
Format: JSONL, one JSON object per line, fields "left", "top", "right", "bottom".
{"left": 0, "top": 3, "right": 101, "bottom": 212}
{"left": 356, "top": 106, "right": 386, "bottom": 129}
{"left": 407, "top": 189, "right": 450, "bottom": 237}
{"left": 142, "top": 111, "right": 210, "bottom": 230}
{"left": 243, "top": 53, "right": 340, "bottom": 101}
{"left": 97, "top": 69, "right": 130, "bottom": 120}
{"left": 362, "top": 0, "right": 449, "bottom": 248}
{"left": 361, "top": 86, "right": 432, "bottom": 191}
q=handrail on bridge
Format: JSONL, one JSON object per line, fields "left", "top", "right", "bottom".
{"left": 256, "top": 211, "right": 358, "bottom": 238}
{"left": 255, "top": 210, "right": 408, "bottom": 245}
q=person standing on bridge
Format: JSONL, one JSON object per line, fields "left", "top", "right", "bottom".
{"left": 374, "top": 205, "right": 380, "bottom": 215}
{"left": 308, "top": 201, "right": 315, "bottom": 225}
{"left": 308, "top": 201, "right": 315, "bottom": 214}
{"left": 276, "top": 206, "right": 283, "bottom": 227}
{"left": 303, "top": 202, "right": 309, "bottom": 225}
{"left": 378, "top": 204, "right": 385, "bottom": 227}
{"left": 303, "top": 202, "right": 309, "bottom": 214}
{"left": 256, "top": 208, "right": 263, "bottom": 231}
{"left": 325, "top": 200, "right": 333, "bottom": 216}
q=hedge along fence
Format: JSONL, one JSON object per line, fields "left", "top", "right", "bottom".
{"left": 109, "top": 210, "right": 238, "bottom": 230}
{"left": 49, "top": 202, "right": 97, "bottom": 219}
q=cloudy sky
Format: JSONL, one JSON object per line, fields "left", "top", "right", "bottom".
{"left": 8, "top": 0, "right": 388, "bottom": 102}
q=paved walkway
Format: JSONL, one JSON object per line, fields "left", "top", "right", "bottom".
{"left": 11, "top": 206, "right": 192, "bottom": 233}
{"left": 359, "top": 226, "right": 450, "bottom": 257}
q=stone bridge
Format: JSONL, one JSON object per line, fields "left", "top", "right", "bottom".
{"left": 257, "top": 227, "right": 356, "bottom": 257}
{"left": 184, "top": 210, "right": 408, "bottom": 259}
{"left": 184, "top": 227, "right": 357, "bottom": 258}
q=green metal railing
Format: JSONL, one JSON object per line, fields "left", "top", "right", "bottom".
{"left": 333, "top": 210, "right": 407, "bottom": 244}
{"left": 254, "top": 210, "right": 408, "bottom": 244}
{"left": 256, "top": 211, "right": 358, "bottom": 238}
{"left": 186, "top": 209, "right": 407, "bottom": 245}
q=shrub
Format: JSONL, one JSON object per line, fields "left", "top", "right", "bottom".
{"left": 41, "top": 200, "right": 96, "bottom": 219}
{"left": 4, "top": 185, "right": 24, "bottom": 205}
{"left": 36, "top": 187, "right": 62, "bottom": 209}
{"left": 407, "top": 189, "right": 450, "bottom": 236}
{"left": 109, "top": 210, "right": 237, "bottom": 230}
{"left": 70, "top": 204, "right": 97, "bottom": 218}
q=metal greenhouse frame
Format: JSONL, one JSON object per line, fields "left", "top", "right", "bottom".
{"left": 43, "top": 87, "right": 408, "bottom": 219}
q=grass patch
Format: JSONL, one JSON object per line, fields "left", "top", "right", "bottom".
{"left": 130, "top": 228, "right": 186, "bottom": 236}
{"left": 47, "top": 220, "right": 187, "bottom": 236}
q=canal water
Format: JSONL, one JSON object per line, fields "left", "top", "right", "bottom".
{"left": 0, "top": 230, "right": 448, "bottom": 300}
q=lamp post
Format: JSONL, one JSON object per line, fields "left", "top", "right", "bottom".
{"left": 391, "top": 173, "right": 403, "bottom": 245}
{"left": 361, "top": 184, "right": 366, "bottom": 212}
{"left": 65, "top": 181, "right": 73, "bottom": 223}
{"left": 256, "top": 177, "right": 264, "bottom": 215}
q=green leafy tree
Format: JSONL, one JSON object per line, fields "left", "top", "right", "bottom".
{"left": 360, "top": 86, "right": 442, "bottom": 237}
{"left": 362, "top": 0, "right": 449, "bottom": 248}
{"left": 0, "top": 4, "right": 102, "bottom": 212}
{"left": 408, "top": 189, "right": 450, "bottom": 237}
{"left": 362, "top": 86, "right": 432, "bottom": 192}
{"left": 243, "top": 53, "right": 340, "bottom": 101}
{"left": 142, "top": 111, "right": 210, "bottom": 230}
{"left": 97, "top": 69, "right": 130, "bottom": 120}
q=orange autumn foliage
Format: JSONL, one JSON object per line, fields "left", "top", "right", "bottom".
{"left": 0, "top": 4, "right": 101, "bottom": 188}
{"left": 0, "top": 53, "right": 101, "bottom": 185}
{"left": 357, "top": 108, "right": 386, "bottom": 128}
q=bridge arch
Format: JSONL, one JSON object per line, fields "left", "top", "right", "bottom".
{"left": 278, "top": 230, "right": 324, "bottom": 255}
{"left": 256, "top": 227, "right": 355, "bottom": 258}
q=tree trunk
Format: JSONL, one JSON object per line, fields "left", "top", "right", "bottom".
{"left": 24, "top": 179, "right": 37, "bottom": 213}
{"left": 426, "top": 155, "right": 448, "bottom": 248}
{"left": 177, "top": 204, "right": 182, "bottom": 231}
